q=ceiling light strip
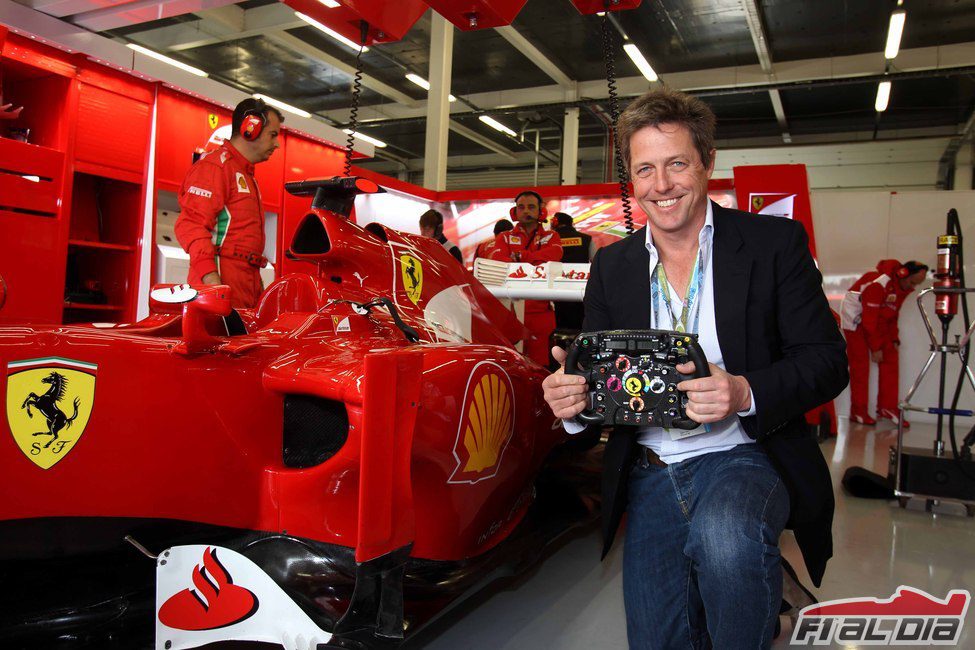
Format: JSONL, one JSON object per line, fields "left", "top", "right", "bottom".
{"left": 343, "top": 129, "right": 387, "bottom": 148}
{"left": 885, "top": 9, "right": 906, "bottom": 60}
{"left": 623, "top": 42, "right": 658, "bottom": 82}
{"left": 479, "top": 115, "right": 517, "bottom": 137}
{"left": 253, "top": 93, "right": 311, "bottom": 118}
{"left": 296, "top": 12, "right": 369, "bottom": 53}
{"left": 127, "top": 43, "right": 208, "bottom": 77}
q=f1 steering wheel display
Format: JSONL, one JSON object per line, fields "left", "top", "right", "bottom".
{"left": 565, "top": 329, "right": 710, "bottom": 429}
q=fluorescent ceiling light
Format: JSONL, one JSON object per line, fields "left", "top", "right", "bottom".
{"left": 296, "top": 12, "right": 369, "bottom": 52}
{"left": 343, "top": 129, "right": 387, "bottom": 148}
{"left": 127, "top": 43, "right": 207, "bottom": 77}
{"left": 884, "top": 9, "right": 906, "bottom": 59}
{"left": 479, "top": 115, "right": 517, "bottom": 137}
{"left": 623, "top": 42, "right": 658, "bottom": 82}
{"left": 405, "top": 73, "right": 456, "bottom": 101}
{"left": 319, "top": 0, "right": 341, "bottom": 7}
{"left": 875, "top": 81, "right": 891, "bottom": 112}
{"left": 252, "top": 94, "right": 311, "bottom": 118}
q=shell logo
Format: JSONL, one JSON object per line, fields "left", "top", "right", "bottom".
{"left": 448, "top": 362, "right": 515, "bottom": 484}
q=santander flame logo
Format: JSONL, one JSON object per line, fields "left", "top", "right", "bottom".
{"left": 158, "top": 547, "right": 259, "bottom": 631}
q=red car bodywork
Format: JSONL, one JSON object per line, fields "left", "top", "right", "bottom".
{"left": 0, "top": 180, "right": 595, "bottom": 648}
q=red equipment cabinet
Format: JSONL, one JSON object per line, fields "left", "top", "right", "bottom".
{"left": 0, "top": 31, "right": 153, "bottom": 325}
{"left": 423, "top": 0, "right": 528, "bottom": 30}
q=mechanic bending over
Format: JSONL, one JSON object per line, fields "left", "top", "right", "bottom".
{"left": 490, "top": 190, "right": 563, "bottom": 367}
{"left": 175, "top": 97, "right": 282, "bottom": 309}
{"left": 542, "top": 88, "right": 848, "bottom": 649}
{"left": 418, "top": 209, "right": 464, "bottom": 263}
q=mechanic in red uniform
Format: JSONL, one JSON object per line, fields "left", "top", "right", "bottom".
{"left": 843, "top": 259, "right": 928, "bottom": 427}
{"left": 490, "top": 190, "right": 562, "bottom": 367}
{"left": 175, "top": 98, "right": 283, "bottom": 308}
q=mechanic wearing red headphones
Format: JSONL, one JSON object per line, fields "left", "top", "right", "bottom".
{"left": 175, "top": 98, "right": 283, "bottom": 308}
{"left": 490, "top": 190, "right": 563, "bottom": 366}
{"left": 842, "top": 259, "right": 928, "bottom": 427}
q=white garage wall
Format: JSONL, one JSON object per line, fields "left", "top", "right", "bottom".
{"left": 715, "top": 137, "right": 952, "bottom": 191}
{"left": 813, "top": 190, "right": 975, "bottom": 426}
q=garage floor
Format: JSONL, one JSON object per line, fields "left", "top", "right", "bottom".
{"left": 411, "top": 420, "right": 975, "bottom": 649}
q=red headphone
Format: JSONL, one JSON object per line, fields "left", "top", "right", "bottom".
{"left": 896, "top": 265, "right": 910, "bottom": 278}
{"left": 238, "top": 99, "right": 269, "bottom": 142}
{"left": 510, "top": 191, "right": 547, "bottom": 221}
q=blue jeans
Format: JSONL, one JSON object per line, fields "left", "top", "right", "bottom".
{"left": 623, "top": 444, "right": 790, "bottom": 650}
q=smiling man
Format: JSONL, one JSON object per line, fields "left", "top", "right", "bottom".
{"left": 542, "top": 88, "right": 848, "bottom": 648}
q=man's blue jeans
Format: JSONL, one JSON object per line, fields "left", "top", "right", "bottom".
{"left": 623, "top": 443, "right": 790, "bottom": 649}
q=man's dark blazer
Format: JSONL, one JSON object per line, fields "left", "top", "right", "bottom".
{"left": 582, "top": 202, "right": 848, "bottom": 587}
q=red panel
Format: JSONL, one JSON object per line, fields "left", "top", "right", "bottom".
{"left": 0, "top": 140, "right": 63, "bottom": 216}
{"left": 0, "top": 140, "right": 66, "bottom": 324}
{"left": 77, "top": 61, "right": 154, "bottom": 104}
{"left": 154, "top": 89, "right": 233, "bottom": 191}
{"left": 75, "top": 82, "right": 151, "bottom": 177}
{"left": 733, "top": 164, "right": 818, "bottom": 258}
{"left": 422, "top": 0, "right": 527, "bottom": 30}
{"left": 1, "top": 33, "right": 76, "bottom": 78}
{"left": 570, "top": 0, "right": 643, "bottom": 15}
{"left": 282, "top": 0, "right": 426, "bottom": 45}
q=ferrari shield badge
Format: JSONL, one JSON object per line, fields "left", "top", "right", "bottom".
{"left": 751, "top": 195, "right": 765, "bottom": 211}
{"left": 208, "top": 113, "right": 219, "bottom": 130}
{"left": 5, "top": 357, "right": 97, "bottom": 469}
{"left": 400, "top": 254, "right": 423, "bottom": 305}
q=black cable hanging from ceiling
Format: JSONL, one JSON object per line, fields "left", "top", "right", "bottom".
{"left": 344, "top": 21, "right": 368, "bottom": 178}
{"left": 600, "top": 8, "right": 634, "bottom": 236}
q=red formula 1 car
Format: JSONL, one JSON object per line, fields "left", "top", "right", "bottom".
{"left": 0, "top": 178, "right": 600, "bottom": 650}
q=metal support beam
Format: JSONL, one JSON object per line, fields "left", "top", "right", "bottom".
{"left": 424, "top": 13, "right": 453, "bottom": 191}
{"left": 266, "top": 31, "right": 419, "bottom": 108}
{"left": 449, "top": 121, "right": 516, "bottom": 160}
{"left": 562, "top": 107, "right": 580, "bottom": 185}
{"left": 494, "top": 25, "right": 573, "bottom": 88}
{"left": 768, "top": 89, "right": 791, "bottom": 143}
{"left": 740, "top": 0, "right": 791, "bottom": 143}
{"left": 69, "top": 0, "right": 240, "bottom": 32}
{"left": 126, "top": 4, "right": 304, "bottom": 51}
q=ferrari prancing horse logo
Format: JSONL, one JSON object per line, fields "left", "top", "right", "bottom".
{"left": 400, "top": 254, "right": 423, "bottom": 305}
{"left": 208, "top": 113, "right": 219, "bottom": 130}
{"left": 5, "top": 357, "right": 97, "bottom": 469}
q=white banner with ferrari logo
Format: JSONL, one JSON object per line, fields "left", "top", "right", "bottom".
{"left": 5, "top": 357, "right": 96, "bottom": 469}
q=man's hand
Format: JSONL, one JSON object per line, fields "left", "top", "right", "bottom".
{"left": 202, "top": 272, "right": 221, "bottom": 285}
{"left": 542, "top": 346, "right": 590, "bottom": 419}
{"left": 676, "top": 362, "right": 752, "bottom": 424}
{"left": 871, "top": 349, "right": 884, "bottom": 363}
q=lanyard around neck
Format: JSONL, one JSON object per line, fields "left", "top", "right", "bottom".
{"left": 651, "top": 249, "right": 705, "bottom": 333}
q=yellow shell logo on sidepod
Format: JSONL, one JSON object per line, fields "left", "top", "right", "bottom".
{"left": 448, "top": 363, "right": 515, "bottom": 484}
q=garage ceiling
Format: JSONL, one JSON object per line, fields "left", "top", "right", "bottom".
{"left": 12, "top": 0, "right": 975, "bottom": 184}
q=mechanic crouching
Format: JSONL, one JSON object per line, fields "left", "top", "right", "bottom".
{"left": 542, "top": 88, "right": 848, "bottom": 649}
